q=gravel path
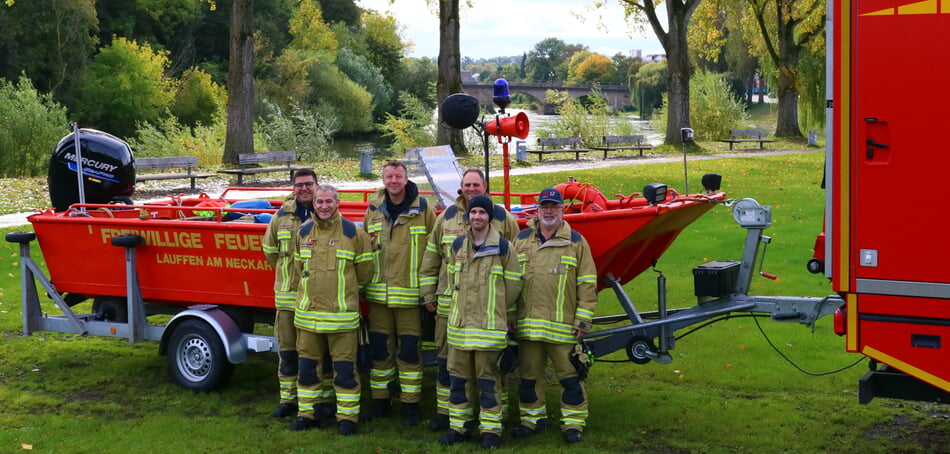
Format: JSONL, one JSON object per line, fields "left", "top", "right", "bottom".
{"left": 2, "top": 149, "right": 819, "bottom": 228}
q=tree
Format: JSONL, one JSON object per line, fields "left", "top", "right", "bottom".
{"left": 0, "top": 75, "right": 69, "bottom": 177}
{"left": 223, "top": 0, "right": 255, "bottom": 165}
{"left": 0, "top": 0, "right": 98, "bottom": 100}
{"left": 172, "top": 67, "right": 227, "bottom": 127}
{"left": 747, "top": 0, "right": 824, "bottom": 138}
{"left": 569, "top": 52, "right": 617, "bottom": 84}
{"left": 618, "top": 0, "right": 703, "bottom": 145}
{"left": 435, "top": 0, "right": 466, "bottom": 154}
{"left": 73, "top": 37, "right": 175, "bottom": 138}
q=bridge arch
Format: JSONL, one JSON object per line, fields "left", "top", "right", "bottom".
{"left": 460, "top": 82, "right": 631, "bottom": 114}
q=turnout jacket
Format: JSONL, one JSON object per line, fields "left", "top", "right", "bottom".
{"left": 419, "top": 194, "right": 520, "bottom": 317}
{"left": 262, "top": 198, "right": 309, "bottom": 311}
{"left": 432, "top": 228, "right": 523, "bottom": 351}
{"left": 362, "top": 183, "right": 436, "bottom": 307}
{"left": 293, "top": 211, "right": 374, "bottom": 332}
{"left": 513, "top": 219, "right": 598, "bottom": 344}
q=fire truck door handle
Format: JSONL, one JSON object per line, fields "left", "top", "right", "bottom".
{"left": 866, "top": 138, "right": 888, "bottom": 159}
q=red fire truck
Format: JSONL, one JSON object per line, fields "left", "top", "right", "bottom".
{"left": 826, "top": 0, "right": 950, "bottom": 403}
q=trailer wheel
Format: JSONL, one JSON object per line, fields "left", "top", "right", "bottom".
{"left": 807, "top": 258, "right": 824, "bottom": 274}
{"left": 167, "top": 319, "right": 233, "bottom": 391}
{"left": 627, "top": 336, "right": 657, "bottom": 365}
{"left": 92, "top": 296, "right": 128, "bottom": 323}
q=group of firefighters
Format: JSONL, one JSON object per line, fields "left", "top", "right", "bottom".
{"left": 261, "top": 160, "right": 598, "bottom": 448}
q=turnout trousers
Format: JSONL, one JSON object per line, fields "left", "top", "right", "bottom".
{"left": 368, "top": 304, "right": 423, "bottom": 403}
{"left": 446, "top": 347, "right": 504, "bottom": 436}
{"left": 517, "top": 340, "right": 589, "bottom": 432}
{"left": 296, "top": 329, "right": 360, "bottom": 423}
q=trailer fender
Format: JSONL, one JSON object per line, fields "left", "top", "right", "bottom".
{"left": 159, "top": 305, "right": 247, "bottom": 365}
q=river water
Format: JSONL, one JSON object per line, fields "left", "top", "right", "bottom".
{"left": 329, "top": 110, "right": 659, "bottom": 160}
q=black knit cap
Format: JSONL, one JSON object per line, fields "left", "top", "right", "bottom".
{"left": 468, "top": 194, "right": 495, "bottom": 221}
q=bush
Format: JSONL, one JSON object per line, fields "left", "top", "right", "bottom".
{"left": 0, "top": 75, "right": 69, "bottom": 177}
{"left": 379, "top": 92, "right": 437, "bottom": 153}
{"left": 258, "top": 101, "right": 337, "bottom": 162}
{"left": 652, "top": 71, "right": 748, "bottom": 141}
{"left": 128, "top": 115, "right": 226, "bottom": 167}
{"left": 539, "top": 86, "right": 640, "bottom": 147}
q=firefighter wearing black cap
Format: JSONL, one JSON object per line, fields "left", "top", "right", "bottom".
{"left": 419, "top": 168, "right": 520, "bottom": 432}
{"left": 422, "top": 194, "right": 522, "bottom": 449}
{"left": 511, "top": 187, "right": 598, "bottom": 444}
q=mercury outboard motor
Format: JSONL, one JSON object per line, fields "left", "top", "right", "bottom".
{"left": 48, "top": 128, "right": 135, "bottom": 211}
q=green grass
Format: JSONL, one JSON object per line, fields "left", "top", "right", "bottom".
{"left": 1, "top": 153, "right": 946, "bottom": 453}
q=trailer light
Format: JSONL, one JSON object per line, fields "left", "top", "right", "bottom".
{"left": 643, "top": 183, "right": 668, "bottom": 206}
{"left": 833, "top": 304, "right": 846, "bottom": 336}
{"left": 702, "top": 173, "right": 722, "bottom": 192}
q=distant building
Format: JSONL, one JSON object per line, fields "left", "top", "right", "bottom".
{"left": 645, "top": 54, "right": 666, "bottom": 63}
{"left": 629, "top": 49, "right": 643, "bottom": 59}
{"left": 461, "top": 71, "right": 477, "bottom": 83}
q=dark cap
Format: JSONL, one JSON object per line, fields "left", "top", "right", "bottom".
{"left": 538, "top": 187, "right": 563, "bottom": 204}
{"left": 468, "top": 194, "right": 495, "bottom": 221}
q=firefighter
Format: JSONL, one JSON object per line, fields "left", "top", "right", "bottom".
{"left": 511, "top": 187, "right": 598, "bottom": 444}
{"left": 362, "top": 159, "right": 436, "bottom": 426}
{"left": 262, "top": 168, "right": 334, "bottom": 420}
{"left": 428, "top": 195, "right": 523, "bottom": 449}
{"left": 290, "top": 184, "right": 374, "bottom": 434}
{"left": 419, "top": 168, "right": 519, "bottom": 432}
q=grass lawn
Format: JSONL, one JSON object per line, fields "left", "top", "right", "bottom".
{"left": 1, "top": 152, "right": 947, "bottom": 453}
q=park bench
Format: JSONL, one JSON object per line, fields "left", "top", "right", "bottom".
{"left": 719, "top": 128, "right": 775, "bottom": 150}
{"left": 525, "top": 137, "right": 591, "bottom": 162}
{"left": 217, "top": 150, "right": 307, "bottom": 185}
{"left": 134, "top": 156, "right": 214, "bottom": 191}
{"left": 591, "top": 135, "right": 654, "bottom": 159}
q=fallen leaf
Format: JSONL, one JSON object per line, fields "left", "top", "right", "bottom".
{"left": 22, "top": 443, "right": 33, "bottom": 450}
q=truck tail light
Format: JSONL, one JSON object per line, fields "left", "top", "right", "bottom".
{"left": 833, "top": 304, "right": 846, "bottom": 336}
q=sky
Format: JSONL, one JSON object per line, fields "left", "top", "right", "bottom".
{"left": 356, "top": 0, "right": 665, "bottom": 61}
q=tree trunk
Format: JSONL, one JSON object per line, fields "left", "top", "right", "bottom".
{"left": 662, "top": 1, "right": 694, "bottom": 145}
{"left": 223, "top": 0, "right": 255, "bottom": 165}
{"left": 436, "top": 0, "right": 467, "bottom": 154}
{"left": 773, "top": 5, "right": 803, "bottom": 138}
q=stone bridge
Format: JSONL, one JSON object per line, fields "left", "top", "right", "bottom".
{"left": 460, "top": 82, "right": 631, "bottom": 114}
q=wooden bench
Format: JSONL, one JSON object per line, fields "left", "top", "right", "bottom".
{"left": 134, "top": 156, "right": 214, "bottom": 191}
{"left": 525, "top": 137, "right": 591, "bottom": 162}
{"left": 719, "top": 128, "right": 775, "bottom": 150}
{"left": 217, "top": 151, "right": 308, "bottom": 185}
{"left": 591, "top": 135, "right": 654, "bottom": 158}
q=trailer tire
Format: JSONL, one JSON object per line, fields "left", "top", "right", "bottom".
{"left": 93, "top": 296, "right": 128, "bottom": 323}
{"left": 626, "top": 336, "right": 657, "bottom": 365}
{"left": 167, "top": 319, "right": 233, "bottom": 391}
{"left": 807, "top": 258, "right": 824, "bottom": 274}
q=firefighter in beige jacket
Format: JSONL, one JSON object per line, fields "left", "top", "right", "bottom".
{"left": 290, "top": 184, "right": 374, "bottom": 435}
{"left": 422, "top": 195, "right": 523, "bottom": 449}
{"left": 361, "top": 160, "right": 436, "bottom": 426}
{"left": 419, "top": 168, "right": 519, "bottom": 432}
{"left": 512, "top": 187, "right": 597, "bottom": 444}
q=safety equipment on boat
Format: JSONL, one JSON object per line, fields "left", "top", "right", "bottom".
{"left": 554, "top": 181, "right": 608, "bottom": 213}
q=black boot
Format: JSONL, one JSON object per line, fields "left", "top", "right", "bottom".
{"left": 271, "top": 402, "right": 297, "bottom": 418}
{"left": 428, "top": 413, "right": 449, "bottom": 431}
{"left": 402, "top": 402, "right": 419, "bottom": 427}
{"left": 361, "top": 398, "right": 391, "bottom": 422}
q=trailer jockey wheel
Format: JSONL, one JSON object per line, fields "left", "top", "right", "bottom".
{"left": 807, "top": 258, "right": 824, "bottom": 274}
{"left": 167, "top": 319, "right": 233, "bottom": 391}
{"left": 92, "top": 296, "right": 128, "bottom": 323}
{"left": 626, "top": 336, "right": 657, "bottom": 365}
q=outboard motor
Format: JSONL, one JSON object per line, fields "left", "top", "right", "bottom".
{"left": 48, "top": 129, "right": 135, "bottom": 211}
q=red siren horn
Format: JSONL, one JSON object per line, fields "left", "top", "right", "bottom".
{"left": 485, "top": 112, "right": 530, "bottom": 139}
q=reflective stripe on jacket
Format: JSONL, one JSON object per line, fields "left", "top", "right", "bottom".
{"left": 513, "top": 219, "right": 597, "bottom": 343}
{"left": 294, "top": 211, "right": 374, "bottom": 332}
{"left": 444, "top": 228, "right": 523, "bottom": 351}
{"left": 262, "top": 198, "right": 307, "bottom": 311}
{"left": 362, "top": 188, "right": 436, "bottom": 307}
{"left": 420, "top": 195, "right": 520, "bottom": 317}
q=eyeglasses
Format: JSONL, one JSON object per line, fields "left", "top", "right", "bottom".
{"left": 293, "top": 181, "right": 315, "bottom": 188}
{"left": 538, "top": 204, "right": 563, "bottom": 211}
